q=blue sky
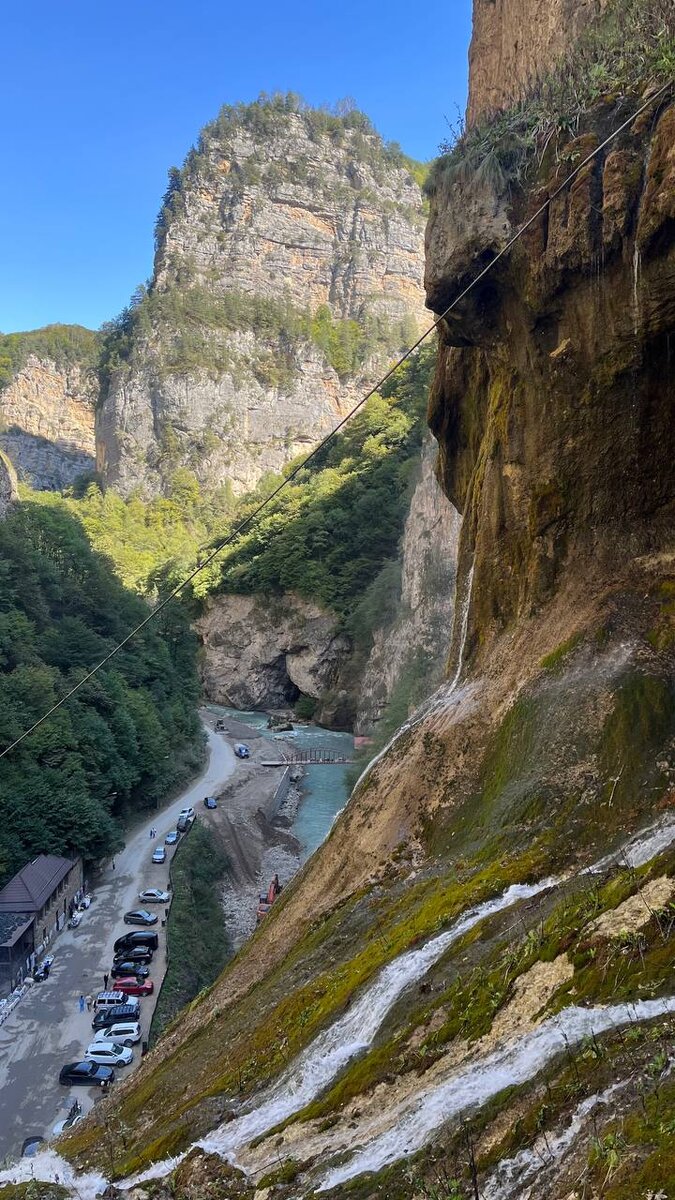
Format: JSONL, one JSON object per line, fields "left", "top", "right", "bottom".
{"left": 1, "top": 1, "right": 471, "bottom": 333}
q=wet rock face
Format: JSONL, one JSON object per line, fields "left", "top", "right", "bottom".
{"left": 196, "top": 592, "right": 350, "bottom": 711}
{"left": 426, "top": 100, "right": 675, "bottom": 645}
{"left": 467, "top": 0, "right": 609, "bottom": 123}
{"left": 97, "top": 105, "right": 427, "bottom": 498}
{"left": 0, "top": 355, "right": 96, "bottom": 490}
{"left": 0, "top": 450, "right": 18, "bottom": 515}
{"left": 357, "top": 436, "right": 461, "bottom": 733}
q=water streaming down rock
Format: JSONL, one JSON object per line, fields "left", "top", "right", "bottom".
{"left": 353, "top": 557, "right": 476, "bottom": 793}
{"left": 126, "top": 879, "right": 557, "bottom": 1186}
{"left": 481, "top": 1083, "right": 622, "bottom": 1200}
{"left": 319, "top": 997, "right": 675, "bottom": 1190}
{"left": 633, "top": 241, "right": 642, "bottom": 338}
{"left": 4, "top": 813, "right": 675, "bottom": 1196}
{"left": 586, "top": 810, "right": 675, "bottom": 873}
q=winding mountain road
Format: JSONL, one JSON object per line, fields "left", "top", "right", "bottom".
{"left": 0, "top": 718, "right": 235, "bottom": 1162}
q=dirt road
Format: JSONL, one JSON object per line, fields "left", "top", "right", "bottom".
{"left": 0, "top": 720, "right": 235, "bottom": 1162}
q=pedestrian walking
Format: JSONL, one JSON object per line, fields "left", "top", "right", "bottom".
{"left": 103, "top": 972, "right": 109, "bottom": 990}
{"left": 86, "top": 994, "right": 92, "bottom": 1011}
{"left": 111, "top": 859, "right": 115, "bottom": 870}
{"left": 78, "top": 994, "right": 85, "bottom": 1013}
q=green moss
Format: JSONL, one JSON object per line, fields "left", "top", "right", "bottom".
{"left": 539, "top": 632, "right": 583, "bottom": 671}
{"left": 258, "top": 1158, "right": 301, "bottom": 1187}
{"left": 598, "top": 672, "right": 675, "bottom": 811}
{"left": 646, "top": 578, "right": 675, "bottom": 652}
{"left": 591, "top": 1075, "right": 675, "bottom": 1198}
{"left": 0, "top": 1189, "right": 69, "bottom": 1200}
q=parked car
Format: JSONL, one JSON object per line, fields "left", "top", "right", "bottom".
{"left": 139, "top": 888, "right": 170, "bottom": 903}
{"left": 21, "top": 1136, "right": 45, "bottom": 1157}
{"left": 93, "top": 990, "right": 128, "bottom": 1011}
{"left": 85, "top": 1041, "right": 133, "bottom": 1067}
{"left": 165, "top": 830, "right": 179, "bottom": 845}
{"left": 234, "top": 743, "right": 250, "bottom": 759}
{"left": 176, "top": 815, "right": 191, "bottom": 833}
{"left": 111, "top": 961, "right": 150, "bottom": 980}
{"left": 114, "top": 976, "right": 154, "bottom": 997}
{"left": 114, "top": 931, "right": 159, "bottom": 953}
{"left": 151, "top": 846, "right": 167, "bottom": 863}
{"left": 59, "top": 1061, "right": 114, "bottom": 1087}
{"left": 92, "top": 1004, "right": 141, "bottom": 1031}
{"left": 123, "top": 909, "right": 158, "bottom": 926}
{"left": 179, "top": 806, "right": 195, "bottom": 820}
{"left": 94, "top": 1021, "right": 141, "bottom": 1047}
{"left": 204, "top": 796, "right": 217, "bottom": 809}
{"left": 112, "top": 945, "right": 153, "bottom": 965}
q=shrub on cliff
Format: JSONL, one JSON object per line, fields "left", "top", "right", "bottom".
{"left": 427, "top": 0, "right": 675, "bottom": 197}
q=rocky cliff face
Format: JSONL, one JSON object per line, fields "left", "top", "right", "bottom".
{"left": 196, "top": 592, "right": 350, "bottom": 711}
{"left": 356, "top": 434, "right": 461, "bottom": 732}
{"left": 467, "top": 0, "right": 609, "bottom": 121}
{"left": 0, "top": 450, "right": 18, "bottom": 515}
{"left": 97, "top": 98, "right": 426, "bottom": 497}
{"left": 26, "top": 13, "right": 675, "bottom": 1200}
{"left": 0, "top": 354, "right": 96, "bottom": 490}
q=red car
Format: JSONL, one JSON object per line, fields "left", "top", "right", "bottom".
{"left": 114, "top": 976, "right": 154, "bottom": 997}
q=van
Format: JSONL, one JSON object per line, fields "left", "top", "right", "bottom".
{"left": 94, "top": 991, "right": 139, "bottom": 1012}
{"left": 92, "top": 1004, "right": 141, "bottom": 1031}
{"left": 114, "top": 931, "right": 159, "bottom": 954}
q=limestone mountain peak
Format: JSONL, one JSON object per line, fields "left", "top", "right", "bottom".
{"left": 97, "top": 94, "right": 428, "bottom": 498}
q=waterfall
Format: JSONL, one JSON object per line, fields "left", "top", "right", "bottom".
{"left": 127, "top": 878, "right": 557, "bottom": 1184}
{"left": 352, "top": 556, "right": 476, "bottom": 793}
{"left": 3, "top": 810, "right": 675, "bottom": 1197}
{"left": 319, "top": 997, "right": 675, "bottom": 1190}
{"left": 585, "top": 810, "right": 675, "bottom": 874}
{"left": 481, "top": 1082, "right": 622, "bottom": 1200}
{"left": 632, "top": 241, "right": 641, "bottom": 338}
{"left": 447, "top": 561, "right": 475, "bottom": 694}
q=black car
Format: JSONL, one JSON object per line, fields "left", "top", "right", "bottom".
{"left": 111, "top": 961, "right": 150, "bottom": 979}
{"left": 114, "top": 931, "right": 159, "bottom": 953}
{"left": 112, "top": 945, "right": 153, "bottom": 965}
{"left": 59, "top": 1061, "right": 115, "bottom": 1087}
{"left": 92, "top": 1004, "right": 140, "bottom": 1030}
{"left": 123, "top": 909, "right": 158, "bottom": 927}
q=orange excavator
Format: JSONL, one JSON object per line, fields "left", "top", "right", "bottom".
{"left": 256, "top": 873, "right": 282, "bottom": 923}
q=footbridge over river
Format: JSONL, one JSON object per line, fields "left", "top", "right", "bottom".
{"left": 260, "top": 747, "right": 355, "bottom": 767}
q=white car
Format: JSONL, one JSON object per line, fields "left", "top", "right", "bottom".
{"left": 139, "top": 889, "right": 170, "bottom": 904}
{"left": 85, "top": 1041, "right": 133, "bottom": 1067}
{"left": 179, "top": 806, "right": 195, "bottom": 820}
{"left": 94, "top": 1022, "right": 141, "bottom": 1046}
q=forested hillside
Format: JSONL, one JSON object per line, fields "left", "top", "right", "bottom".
{"left": 0, "top": 502, "right": 202, "bottom": 886}
{"left": 195, "top": 348, "right": 432, "bottom": 625}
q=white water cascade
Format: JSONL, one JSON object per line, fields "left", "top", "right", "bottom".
{"left": 128, "top": 877, "right": 557, "bottom": 1185}
{"left": 481, "top": 1082, "right": 622, "bottom": 1200}
{"left": 353, "top": 557, "right": 476, "bottom": 794}
{"left": 319, "top": 997, "right": 675, "bottom": 1190}
{"left": 3, "top": 810, "right": 675, "bottom": 1197}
